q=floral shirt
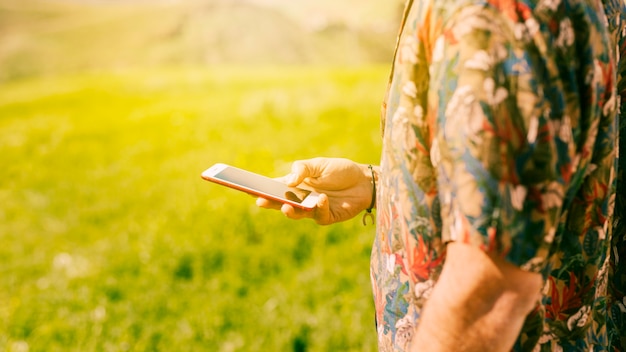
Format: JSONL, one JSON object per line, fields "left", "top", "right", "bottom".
{"left": 372, "top": 0, "right": 625, "bottom": 350}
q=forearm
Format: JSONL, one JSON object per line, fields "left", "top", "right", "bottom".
{"left": 410, "top": 243, "right": 541, "bottom": 352}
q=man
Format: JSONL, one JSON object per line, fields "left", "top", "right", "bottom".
{"left": 258, "top": 0, "right": 625, "bottom": 350}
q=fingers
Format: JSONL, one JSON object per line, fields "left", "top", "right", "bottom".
{"left": 256, "top": 197, "right": 316, "bottom": 221}
{"left": 258, "top": 193, "right": 331, "bottom": 224}
{"left": 312, "top": 193, "right": 331, "bottom": 225}
{"left": 281, "top": 193, "right": 331, "bottom": 224}
{"left": 280, "top": 203, "right": 305, "bottom": 219}
{"left": 280, "top": 201, "right": 317, "bottom": 221}
{"left": 256, "top": 197, "right": 282, "bottom": 210}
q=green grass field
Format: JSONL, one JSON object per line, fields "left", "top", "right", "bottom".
{"left": 0, "top": 66, "right": 386, "bottom": 351}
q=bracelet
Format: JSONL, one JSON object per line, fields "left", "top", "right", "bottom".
{"left": 362, "top": 165, "right": 376, "bottom": 226}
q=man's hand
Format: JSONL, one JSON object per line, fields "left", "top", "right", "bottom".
{"left": 256, "top": 157, "right": 376, "bottom": 225}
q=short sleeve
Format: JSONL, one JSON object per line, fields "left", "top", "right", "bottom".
{"left": 428, "top": 4, "right": 602, "bottom": 273}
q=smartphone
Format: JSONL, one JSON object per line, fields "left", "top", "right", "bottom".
{"left": 201, "top": 163, "right": 319, "bottom": 210}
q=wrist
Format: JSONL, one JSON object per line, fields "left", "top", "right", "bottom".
{"left": 361, "top": 164, "right": 379, "bottom": 225}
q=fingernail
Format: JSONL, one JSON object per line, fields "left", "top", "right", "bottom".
{"left": 287, "top": 173, "right": 298, "bottom": 185}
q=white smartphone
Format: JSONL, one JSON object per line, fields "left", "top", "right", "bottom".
{"left": 201, "top": 163, "right": 320, "bottom": 210}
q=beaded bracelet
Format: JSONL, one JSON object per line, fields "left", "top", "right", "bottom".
{"left": 362, "top": 165, "right": 376, "bottom": 226}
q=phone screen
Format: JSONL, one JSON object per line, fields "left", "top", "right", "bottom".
{"left": 213, "top": 166, "right": 312, "bottom": 204}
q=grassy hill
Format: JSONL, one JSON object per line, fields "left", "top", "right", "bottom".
{"left": 0, "top": 0, "right": 403, "bottom": 81}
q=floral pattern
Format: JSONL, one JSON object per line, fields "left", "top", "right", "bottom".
{"left": 372, "top": 0, "right": 626, "bottom": 350}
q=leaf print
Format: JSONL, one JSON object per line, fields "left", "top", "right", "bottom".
{"left": 509, "top": 184, "right": 528, "bottom": 211}
{"left": 413, "top": 105, "right": 424, "bottom": 123}
{"left": 402, "top": 81, "right": 418, "bottom": 99}
{"left": 444, "top": 85, "right": 483, "bottom": 144}
{"left": 546, "top": 271, "right": 597, "bottom": 325}
{"left": 430, "top": 138, "right": 441, "bottom": 168}
{"left": 566, "top": 306, "right": 591, "bottom": 331}
{"left": 592, "top": 60, "right": 605, "bottom": 87}
{"left": 386, "top": 253, "right": 396, "bottom": 274}
{"left": 432, "top": 36, "right": 445, "bottom": 63}
{"left": 537, "top": 323, "right": 557, "bottom": 345}
{"left": 394, "top": 314, "right": 416, "bottom": 349}
{"left": 514, "top": 23, "right": 530, "bottom": 41}
{"left": 541, "top": 181, "right": 564, "bottom": 209}
{"left": 414, "top": 280, "right": 435, "bottom": 299}
{"left": 465, "top": 50, "right": 493, "bottom": 71}
{"left": 558, "top": 115, "right": 573, "bottom": 143}
{"left": 452, "top": 7, "right": 496, "bottom": 38}
{"left": 544, "top": 227, "right": 556, "bottom": 244}
{"left": 603, "top": 91, "right": 616, "bottom": 116}
{"left": 391, "top": 106, "right": 418, "bottom": 157}
{"left": 594, "top": 259, "right": 609, "bottom": 296}
{"left": 525, "top": 18, "right": 540, "bottom": 37}
{"left": 450, "top": 206, "right": 474, "bottom": 242}
{"left": 392, "top": 106, "right": 408, "bottom": 125}
{"left": 406, "top": 235, "right": 444, "bottom": 282}
{"left": 585, "top": 164, "right": 598, "bottom": 177}
{"left": 484, "top": 77, "right": 509, "bottom": 105}
{"left": 540, "top": 0, "right": 562, "bottom": 11}
{"left": 400, "top": 36, "right": 419, "bottom": 64}
{"left": 582, "top": 228, "right": 599, "bottom": 256}
{"left": 619, "top": 298, "right": 626, "bottom": 313}
{"left": 556, "top": 19, "right": 575, "bottom": 48}
{"left": 527, "top": 115, "right": 539, "bottom": 144}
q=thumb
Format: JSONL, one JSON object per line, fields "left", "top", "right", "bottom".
{"left": 286, "top": 159, "right": 318, "bottom": 186}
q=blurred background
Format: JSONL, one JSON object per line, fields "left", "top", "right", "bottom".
{"left": 0, "top": 0, "right": 403, "bottom": 351}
